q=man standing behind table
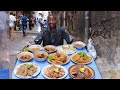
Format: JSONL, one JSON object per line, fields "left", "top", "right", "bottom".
{"left": 21, "top": 13, "right": 28, "bottom": 36}
{"left": 9, "top": 12, "right": 16, "bottom": 41}
{"left": 34, "top": 15, "right": 73, "bottom": 46}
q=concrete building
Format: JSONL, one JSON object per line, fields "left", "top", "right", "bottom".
{"left": 33, "top": 11, "right": 50, "bottom": 20}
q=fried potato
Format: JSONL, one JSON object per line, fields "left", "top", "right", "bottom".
{"left": 54, "top": 57, "right": 62, "bottom": 61}
{"left": 55, "top": 60, "right": 63, "bottom": 64}
{"left": 72, "top": 54, "right": 80, "bottom": 61}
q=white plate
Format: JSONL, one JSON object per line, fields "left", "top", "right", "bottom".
{"left": 72, "top": 41, "right": 86, "bottom": 49}
{"left": 47, "top": 51, "right": 70, "bottom": 65}
{"left": 44, "top": 45, "right": 57, "bottom": 54}
{"left": 57, "top": 45, "right": 76, "bottom": 55}
{"left": 34, "top": 51, "right": 48, "bottom": 62}
{"left": 42, "top": 65, "right": 68, "bottom": 79}
{"left": 17, "top": 52, "right": 33, "bottom": 62}
{"left": 14, "top": 62, "right": 41, "bottom": 79}
{"left": 70, "top": 52, "right": 93, "bottom": 65}
{"left": 28, "top": 45, "right": 43, "bottom": 52}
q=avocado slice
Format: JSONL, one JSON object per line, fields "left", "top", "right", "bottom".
{"left": 79, "top": 68, "right": 85, "bottom": 73}
{"left": 48, "top": 55, "right": 54, "bottom": 61}
{"left": 26, "top": 64, "right": 33, "bottom": 69}
{"left": 53, "top": 68, "right": 59, "bottom": 73}
{"left": 24, "top": 48, "right": 29, "bottom": 52}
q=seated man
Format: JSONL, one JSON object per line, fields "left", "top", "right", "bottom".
{"left": 34, "top": 15, "right": 73, "bottom": 46}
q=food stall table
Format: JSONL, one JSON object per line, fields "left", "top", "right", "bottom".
{"left": 12, "top": 47, "right": 102, "bottom": 79}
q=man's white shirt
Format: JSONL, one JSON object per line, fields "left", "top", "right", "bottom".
{"left": 9, "top": 15, "right": 16, "bottom": 27}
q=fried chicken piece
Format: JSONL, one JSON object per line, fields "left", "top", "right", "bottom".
{"left": 56, "top": 52, "right": 60, "bottom": 57}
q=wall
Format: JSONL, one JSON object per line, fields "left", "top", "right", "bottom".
{"left": 89, "top": 11, "right": 120, "bottom": 78}
{"left": 90, "top": 11, "right": 119, "bottom": 65}
{"left": 51, "top": 11, "right": 85, "bottom": 41}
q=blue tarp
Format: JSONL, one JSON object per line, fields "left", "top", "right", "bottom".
{"left": 0, "top": 69, "right": 9, "bottom": 79}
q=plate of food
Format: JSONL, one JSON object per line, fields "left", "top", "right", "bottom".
{"left": 44, "top": 45, "right": 57, "bottom": 54}
{"left": 42, "top": 65, "right": 68, "bottom": 79}
{"left": 57, "top": 45, "right": 76, "bottom": 55}
{"left": 17, "top": 52, "right": 33, "bottom": 62}
{"left": 69, "top": 64, "right": 95, "bottom": 79}
{"left": 47, "top": 51, "right": 70, "bottom": 65}
{"left": 28, "top": 45, "right": 43, "bottom": 53}
{"left": 14, "top": 62, "right": 41, "bottom": 79}
{"left": 72, "top": 41, "right": 86, "bottom": 49}
{"left": 71, "top": 52, "right": 93, "bottom": 64}
{"left": 34, "top": 51, "right": 48, "bottom": 62}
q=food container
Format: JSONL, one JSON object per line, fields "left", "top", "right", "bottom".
{"left": 17, "top": 52, "right": 33, "bottom": 62}
{"left": 34, "top": 51, "right": 48, "bottom": 62}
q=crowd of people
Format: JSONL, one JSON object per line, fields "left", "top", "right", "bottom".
{"left": 9, "top": 12, "right": 49, "bottom": 41}
{"left": 9, "top": 12, "right": 73, "bottom": 47}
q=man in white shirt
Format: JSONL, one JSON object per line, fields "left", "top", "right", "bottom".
{"left": 9, "top": 12, "right": 16, "bottom": 41}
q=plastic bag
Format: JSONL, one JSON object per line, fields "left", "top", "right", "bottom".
{"left": 34, "top": 33, "right": 42, "bottom": 44}
{"left": 87, "top": 38, "right": 97, "bottom": 60}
